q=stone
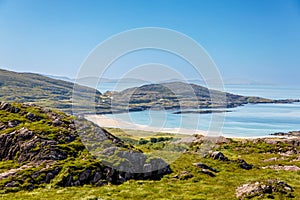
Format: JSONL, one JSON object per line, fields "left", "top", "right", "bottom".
{"left": 262, "top": 165, "right": 300, "bottom": 171}
{"left": 210, "top": 151, "right": 229, "bottom": 161}
{"left": 92, "top": 172, "right": 102, "bottom": 184}
{"left": 236, "top": 180, "right": 294, "bottom": 199}
{"left": 65, "top": 175, "right": 73, "bottom": 186}
{"left": 201, "top": 169, "right": 216, "bottom": 177}
{"left": 179, "top": 171, "right": 193, "bottom": 180}
{"left": 73, "top": 180, "right": 81, "bottom": 186}
{"left": 45, "top": 172, "right": 54, "bottom": 183}
{"left": 52, "top": 119, "right": 62, "bottom": 126}
{"left": 79, "top": 170, "right": 91, "bottom": 182}
{"left": 237, "top": 159, "right": 253, "bottom": 170}
{"left": 26, "top": 112, "right": 36, "bottom": 121}
{"left": 8, "top": 120, "right": 20, "bottom": 128}
{"left": 193, "top": 163, "right": 219, "bottom": 173}
{"left": 0, "top": 102, "right": 11, "bottom": 110}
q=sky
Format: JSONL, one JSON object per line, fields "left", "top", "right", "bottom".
{"left": 0, "top": 0, "right": 300, "bottom": 85}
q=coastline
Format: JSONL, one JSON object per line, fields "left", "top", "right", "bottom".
{"left": 84, "top": 114, "right": 290, "bottom": 139}
{"left": 85, "top": 114, "right": 207, "bottom": 135}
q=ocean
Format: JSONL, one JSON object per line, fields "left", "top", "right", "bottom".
{"left": 98, "top": 84, "right": 300, "bottom": 137}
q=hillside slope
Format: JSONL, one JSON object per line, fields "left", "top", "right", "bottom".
{"left": 0, "top": 69, "right": 101, "bottom": 113}
{"left": 0, "top": 102, "right": 170, "bottom": 193}
{"left": 100, "top": 82, "right": 298, "bottom": 113}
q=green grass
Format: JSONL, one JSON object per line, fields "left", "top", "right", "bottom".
{"left": 1, "top": 134, "right": 299, "bottom": 200}
{"left": 0, "top": 105, "right": 299, "bottom": 199}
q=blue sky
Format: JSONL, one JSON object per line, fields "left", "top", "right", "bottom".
{"left": 0, "top": 0, "right": 299, "bottom": 85}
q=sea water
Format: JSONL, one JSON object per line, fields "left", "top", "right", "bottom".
{"left": 100, "top": 84, "right": 300, "bottom": 137}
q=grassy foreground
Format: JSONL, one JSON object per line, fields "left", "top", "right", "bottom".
{"left": 1, "top": 128, "right": 300, "bottom": 200}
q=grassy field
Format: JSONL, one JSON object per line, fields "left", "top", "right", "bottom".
{"left": 1, "top": 128, "right": 299, "bottom": 200}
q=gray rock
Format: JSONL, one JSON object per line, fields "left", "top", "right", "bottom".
{"left": 236, "top": 180, "right": 294, "bottom": 199}
{"left": 79, "top": 169, "right": 91, "bottom": 182}
{"left": 201, "top": 169, "right": 216, "bottom": 177}
{"left": 8, "top": 120, "right": 20, "bottom": 128}
{"left": 237, "top": 159, "right": 253, "bottom": 170}
{"left": 45, "top": 172, "right": 54, "bottom": 183}
{"left": 52, "top": 119, "right": 62, "bottom": 126}
{"left": 92, "top": 172, "right": 102, "bottom": 184}
{"left": 193, "top": 163, "right": 219, "bottom": 173}
{"left": 26, "top": 112, "right": 36, "bottom": 121}
{"left": 210, "top": 151, "right": 229, "bottom": 161}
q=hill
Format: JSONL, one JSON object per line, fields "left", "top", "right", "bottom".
{"left": 0, "top": 69, "right": 101, "bottom": 113}
{"left": 99, "top": 82, "right": 298, "bottom": 114}
{"left": 0, "top": 102, "right": 170, "bottom": 193}
{"left": 1, "top": 69, "right": 298, "bottom": 115}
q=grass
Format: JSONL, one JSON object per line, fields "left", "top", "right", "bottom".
{"left": 1, "top": 154, "right": 299, "bottom": 199}
{"left": 1, "top": 129, "right": 299, "bottom": 199}
{"left": 0, "top": 104, "right": 299, "bottom": 199}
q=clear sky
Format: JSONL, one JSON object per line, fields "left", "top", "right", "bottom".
{"left": 0, "top": 0, "right": 299, "bottom": 85}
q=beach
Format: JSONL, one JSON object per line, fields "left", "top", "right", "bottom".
{"left": 85, "top": 114, "right": 208, "bottom": 135}
{"left": 84, "top": 114, "right": 292, "bottom": 139}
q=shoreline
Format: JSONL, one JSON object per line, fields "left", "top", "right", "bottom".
{"left": 84, "top": 114, "right": 291, "bottom": 139}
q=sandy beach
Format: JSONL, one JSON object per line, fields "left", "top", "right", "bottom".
{"left": 85, "top": 114, "right": 208, "bottom": 135}
{"left": 84, "top": 114, "right": 292, "bottom": 139}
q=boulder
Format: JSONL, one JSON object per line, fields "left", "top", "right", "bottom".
{"left": 237, "top": 159, "right": 253, "bottom": 170}
{"left": 210, "top": 151, "right": 229, "bottom": 161}
{"left": 236, "top": 180, "right": 294, "bottom": 199}
{"left": 193, "top": 163, "right": 219, "bottom": 173}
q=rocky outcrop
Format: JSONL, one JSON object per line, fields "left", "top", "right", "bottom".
{"left": 271, "top": 130, "right": 300, "bottom": 137}
{"left": 193, "top": 163, "right": 219, "bottom": 177}
{"left": 209, "top": 151, "right": 253, "bottom": 170}
{"left": 210, "top": 151, "right": 229, "bottom": 161}
{"left": 236, "top": 180, "right": 294, "bottom": 199}
{"left": 262, "top": 165, "right": 300, "bottom": 171}
{"left": 0, "top": 102, "right": 171, "bottom": 193}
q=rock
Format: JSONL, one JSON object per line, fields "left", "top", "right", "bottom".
{"left": 0, "top": 102, "right": 172, "bottom": 191}
{"left": 118, "top": 175, "right": 126, "bottom": 184}
{"left": 0, "top": 102, "right": 20, "bottom": 113}
{"left": 79, "top": 169, "right": 91, "bottom": 182}
{"left": 72, "top": 180, "right": 81, "bottom": 186}
{"left": 96, "top": 180, "right": 107, "bottom": 187}
{"left": 0, "top": 122, "right": 6, "bottom": 130}
{"left": 172, "top": 175, "right": 179, "bottom": 179}
{"left": 193, "top": 163, "right": 219, "bottom": 173}
{"left": 18, "top": 128, "right": 34, "bottom": 140}
{"left": 237, "top": 159, "right": 252, "bottom": 170}
{"left": 0, "top": 102, "right": 11, "bottom": 110}
{"left": 5, "top": 181, "right": 17, "bottom": 187}
{"left": 271, "top": 130, "right": 300, "bottom": 137}
{"left": 45, "top": 172, "right": 54, "bottom": 183}
{"left": 263, "top": 157, "right": 284, "bottom": 162}
{"left": 262, "top": 165, "right": 300, "bottom": 171}
{"left": 210, "top": 151, "right": 229, "bottom": 161}
{"left": 179, "top": 171, "right": 193, "bottom": 180}
{"left": 52, "top": 119, "right": 62, "bottom": 126}
{"left": 65, "top": 175, "right": 73, "bottom": 187}
{"left": 26, "top": 112, "right": 37, "bottom": 121}
{"left": 92, "top": 172, "right": 102, "bottom": 184}
{"left": 8, "top": 120, "right": 20, "bottom": 128}
{"left": 236, "top": 180, "right": 294, "bottom": 199}
{"left": 201, "top": 169, "right": 216, "bottom": 177}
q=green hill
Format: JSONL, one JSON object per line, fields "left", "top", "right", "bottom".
{"left": 0, "top": 69, "right": 101, "bottom": 113}
{"left": 101, "top": 82, "right": 299, "bottom": 114}
{"left": 0, "top": 102, "right": 170, "bottom": 193}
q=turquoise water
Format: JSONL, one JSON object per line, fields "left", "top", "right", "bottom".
{"left": 101, "top": 84, "right": 300, "bottom": 137}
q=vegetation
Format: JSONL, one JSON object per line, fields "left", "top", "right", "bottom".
{"left": 0, "top": 69, "right": 101, "bottom": 114}
{"left": 0, "top": 102, "right": 170, "bottom": 197}
{"left": 1, "top": 69, "right": 298, "bottom": 116}
{"left": 99, "top": 82, "right": 299, "bottom": 114}
{"left": 1, "top": 121, "right": 299, "bottom": 199}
